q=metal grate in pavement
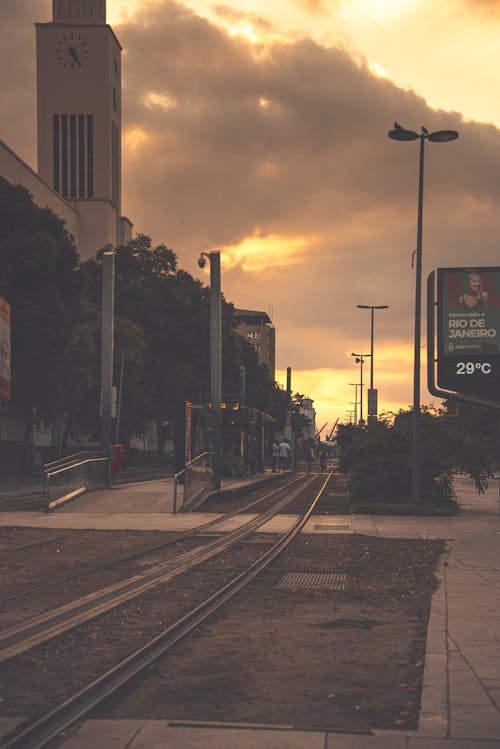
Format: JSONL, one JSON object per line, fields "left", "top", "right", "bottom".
{"left": 276, "top": 571, "right": 348, "bottom": 591}
{"left": 314, "top": 523, "right": 351, "bottom": 532}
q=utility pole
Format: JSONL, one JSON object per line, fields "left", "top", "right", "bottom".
{"left": 101, "top": 251, "right": 115, "bottom": 453}
{"left": 200, "top": 251, "right": 222, "bottom": 489}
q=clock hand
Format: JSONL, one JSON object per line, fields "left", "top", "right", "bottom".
{"left": 68, "top": 46, "right": 81, "bottom": 66}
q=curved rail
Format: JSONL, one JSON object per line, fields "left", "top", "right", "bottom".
{"left": 0, "top": 472, "right": 303, "bottom": 605}
{"left": 0, "top": 475, "right": 317, "bottom": 664}
{"left": 0, "top": 472, "right": 331, "bottom": 749}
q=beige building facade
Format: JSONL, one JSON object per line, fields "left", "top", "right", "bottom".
{"left": 0, "top": 0, "right": 132, "bottom": 260}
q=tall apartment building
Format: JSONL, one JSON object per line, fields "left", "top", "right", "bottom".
{"left": 233, "top": 309, "right": 276, "bottom": 380}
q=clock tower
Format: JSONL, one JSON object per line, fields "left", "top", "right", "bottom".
{"left": 35, "top": 0, "right": 126, "bottom": 257}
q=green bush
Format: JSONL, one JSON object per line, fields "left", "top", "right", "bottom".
{"left": 337, "top": 410, "right": 458, "bottom": 510}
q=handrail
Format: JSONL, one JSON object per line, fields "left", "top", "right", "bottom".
{"left": 43, "top": 454, "right": 111, "bottom": 511}
{"left": 45, "top": 457, "right": 109, "bottom": 479}
{"left": 174, "top": 451, "right": 210, "bottom": 481}
{"left": 173, "top": 452, "right": 212, "bottom": 514}
{"left": 43, "top": 451, "right": 104, "bottom": 472}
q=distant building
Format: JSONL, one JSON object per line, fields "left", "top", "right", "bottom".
{"left": 233, "top": 309, "right": 276, "bottom": 380}
{"left": 0, "top": 0, "right": 132, "bottom": 259}
{"left": 299, "top": 397, "right": 316, "bottom": 440}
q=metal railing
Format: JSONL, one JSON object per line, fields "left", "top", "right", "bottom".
{"left": 43, "top": 452, "right": 111, "bottom": 511}
{"left": 173, "top": 452, "right": 215, "bottom": 513}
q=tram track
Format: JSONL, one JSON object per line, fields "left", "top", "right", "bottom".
{"left": 0, "top": 472, "right": 330, "bottom": 749}
{"left": 0, "top": 472, "right": 301, "bottom": 606}
{"left": 0, "top": 474, "right": 317, "bottom": 664}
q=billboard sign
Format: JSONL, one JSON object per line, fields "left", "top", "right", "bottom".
{"left": 367, "top": 388, "right": 378, "bottom": 416}
{"left": 0, "top": 296, "right": 11, "bottom": 400}
{"left": 437, "top": 267, "right": 500, "bottom": 401}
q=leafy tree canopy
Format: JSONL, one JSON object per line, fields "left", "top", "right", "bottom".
{"left": 0, "top": 178, "right": 80, "bottom": 426}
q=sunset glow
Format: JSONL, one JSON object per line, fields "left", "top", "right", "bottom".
{"left": 220, "top": 233, "right": 321, "bottom": 273}
{"left": 4, "top": 0, "right": 500, "bottom": 430}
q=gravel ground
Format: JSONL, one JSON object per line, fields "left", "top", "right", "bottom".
{"left": 0, "top": 524, "right": 444, "bottom": 734}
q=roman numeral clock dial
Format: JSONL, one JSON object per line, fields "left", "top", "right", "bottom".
{"left": 56, "top": 33, "right": 90, "bottom": 69}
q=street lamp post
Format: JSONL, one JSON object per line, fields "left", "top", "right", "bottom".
{"left": 388, "top": 123, "right": 458, "bottom": 502}
{"left": 356, "top": 305, "right": 389, "bottom": 391}
{"left": 199, "top": 251, "right": 222, "bottom": 489}
{"left": 348, "top": 382, "right": 359, "bottom": 425}
{"left": 351, "top": 353, "right": 371, "bottom": 425}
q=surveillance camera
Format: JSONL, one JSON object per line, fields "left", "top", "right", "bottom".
{"left": 198, "top": 256, "right": 206, "bottom": 269}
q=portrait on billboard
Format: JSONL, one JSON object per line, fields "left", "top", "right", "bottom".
{"left": 438, "top": 267, "right": 500, "bottom": 357}
{"left": 458, "top": 271, "right": 488, "bottom": 310}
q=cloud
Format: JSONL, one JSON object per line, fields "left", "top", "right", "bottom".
{"left": 116, "top": 2, "right": 500, "bottom": 418}
{"left": 0, "top": 0, "right": 51, "bottom": 163}
{"left": 3, "top": 0, "right": 500, "bottom": 425}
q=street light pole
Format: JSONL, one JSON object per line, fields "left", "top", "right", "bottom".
{"left": 199, "top": 251, "right": 222, "bottom": 489}
{"left": 351, "top": 353, "right": 370, "bottom": 425}
{"left": 101, "top": 251, "right": 115, "bottom": 454}
{"left": 356, "top": 304, "right": 389, "bottom": 390}
{"left": 348, "top": 382, "right": 359, "bottom": 425}
{"left": 388, "top": 124, "right": 458, "bottom": 502}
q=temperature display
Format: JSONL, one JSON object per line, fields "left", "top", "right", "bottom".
{"left": 456, "top": 361, "right": 492, "bottom": 375}
{"left": 437, "top": 354, "right": 500, "bottom": 400}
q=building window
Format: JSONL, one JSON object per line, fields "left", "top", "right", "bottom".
{"left": 254, "top": 343, "right": 261, "bottom": 353}
{"left": 53, "top": 115, "right": 60, "bottom": 193}
{"left": 78, "top": 114, "right": 85, "bottom": 197}
{"left": 87, "top": 114, "right": 94, "bottom": 197}
{"left": 53, "top": 113, "right": 94, "bottom": 198}
{"left": 111, "top": 121, "right": 120, "bottom": 207}
{"left": 69, "top": 114, "right": 77, "bottom": 197}
{"left": 247, "top": 331, "right": 261, "bottom": 339}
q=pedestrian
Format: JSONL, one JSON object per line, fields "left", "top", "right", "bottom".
{"left": 320, "top": 449, "right": 327, "bottom": 471}
{"left": 305, "top": 446, "right": 314, "bottom": 473}
{"left": 272, "top": 440, "right": 280, "bottom": 472}
{"left": 278, "top": 439, "right": 290, "bottom": 472}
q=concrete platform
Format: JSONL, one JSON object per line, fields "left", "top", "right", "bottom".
{"left": 1, "top": 473, "right": 499, "bottom": 747}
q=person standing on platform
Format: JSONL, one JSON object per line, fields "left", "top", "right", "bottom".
{"left": 272, "top": 440, "right": 280, "bottom": 472}
{"left": 278, "top": 439, "right": 290, "bottom": 472}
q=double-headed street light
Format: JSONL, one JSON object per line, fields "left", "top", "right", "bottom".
{"left": 388, "top": 124, "right": 459, "bottom": 502}
{"left": 351, "top": 353, "right": 371, "bottom": 425}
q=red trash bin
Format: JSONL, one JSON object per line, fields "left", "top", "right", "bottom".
{"left": 110, "top": 444, "right": 124, "bottom": 476}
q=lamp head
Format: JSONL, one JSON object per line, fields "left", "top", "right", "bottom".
{"left": 388, "top": 126, "right": 419, "bottom": 141}
{"left": 198, "top": 255, "right": 206, "bottom": 269}
{"left": 427, "top": 129, "right": 459, "bottom": 142}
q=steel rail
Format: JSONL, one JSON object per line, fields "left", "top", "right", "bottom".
{"left": 0, "top": 472, "right": 331, "bottom": 749}
{"left": 0, "top": 475, "right": 317, "bottom": 664}
{"left": 0, "top": 473, "right": 303, "bottom": 605}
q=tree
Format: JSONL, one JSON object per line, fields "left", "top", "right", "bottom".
{"left": 0, "top": 178, "right": 80, "bottom": 457}
{"left": 438, "top": 399, "right": 498, "bottom": 493}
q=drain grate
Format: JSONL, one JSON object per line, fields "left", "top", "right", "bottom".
{"left": 314, "top": 523, "right": 351, "bottom": 532}
{"left": 276, "top": 571, "right": 348, "bottom": 591}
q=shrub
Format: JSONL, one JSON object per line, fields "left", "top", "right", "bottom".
{"left": 337, "top": 410, "right": 458, "bottom": 510}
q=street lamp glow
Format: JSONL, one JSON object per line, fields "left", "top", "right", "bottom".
{"left": 387, "top": 123, "right": 459, "bottom": 502}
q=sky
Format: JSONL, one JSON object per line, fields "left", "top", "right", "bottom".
{"left": 2, "top": 0, "right": 500, "bottom": 431}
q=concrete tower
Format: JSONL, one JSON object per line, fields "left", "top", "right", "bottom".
{"left": 35, "top": 0, "right": 130, "bottom": 258}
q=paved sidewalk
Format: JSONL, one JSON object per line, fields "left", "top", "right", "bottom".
{"left": 1, "top": 474, "right": 499, "bottom": 747}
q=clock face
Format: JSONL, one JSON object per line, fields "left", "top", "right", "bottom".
{"left": 56, "top": 32, "right": 90, "bottom": 69}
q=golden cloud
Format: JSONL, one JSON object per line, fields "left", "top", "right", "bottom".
{"left": 220, "top": 231, "right": 323, "bottom": 272}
